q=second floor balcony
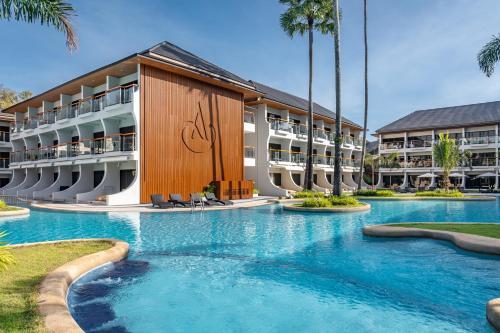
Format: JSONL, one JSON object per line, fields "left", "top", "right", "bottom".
{"left": 463, "top": 136, "right": 497, "bottom": 145}
{"left": 10, "top": 132, "right": 136, "bottom": 164}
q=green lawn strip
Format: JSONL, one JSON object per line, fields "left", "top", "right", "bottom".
{"left": 0, "top": 240, "right": 112, "bottom": 332}
{"left": 0, "top": 206, "right": 23, "bottom": 211}
{"left": 390, "top": 223, "right": 500, "bottom": 239}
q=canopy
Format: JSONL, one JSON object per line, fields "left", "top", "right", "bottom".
{"left": 417, "top": 173, "right": 436, "bottom": 178}
{"left": 449, "top": 173, "right": 464, "bottom": 177}
{"left": 474, "top": 172, "right": 498, "bottom": 178}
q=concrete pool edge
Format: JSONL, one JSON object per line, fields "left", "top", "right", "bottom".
{"left": 24, "top": 238, "right": 130, "bottom": 333}
{"left": 0, "top": 206, "right": 30, "bottom": 217}
{"left": 354, "top": 195, "right": 497, "bottom": 201}
{"left": 283, "top": 203, "right": 371, "bottom": 213}
{"left": 363, "top": 224, "right": 500, "bottom": 332}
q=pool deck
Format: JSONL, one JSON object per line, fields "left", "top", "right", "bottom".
{"left": 363, "top": 223, "right": 500, "bottom": 331}
{"left": 30, "top": 197, "right": 274, "bottom": 213}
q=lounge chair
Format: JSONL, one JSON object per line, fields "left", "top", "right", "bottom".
{"left": 190, "top": 193, "right": 205, "bottom": 208}
{"left": 205, "top": 192, "right": 233, "bottom": 205}
{"left": 150, "top": 194, "right": 173, "bottom": 209}
{"left": 169, "top": 194, "right": 190, "bottom": 207}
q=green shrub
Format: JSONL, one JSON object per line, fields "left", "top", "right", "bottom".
{"left": 329, "top": 195, "right": 362, "bottom": 206}
{"left": 293, "top": 191, "right": 325, "bottom": 199}
{"left": 0, "top": 201, "right": 6, "bottom": 210}
{"left": 253, "top": 188, "right": 260, "bottom": 195}
{"left": 415, "top": 190, "right": 464, "bottom": 198}
{"left": 300, "top": 198, "right": 332, "bottom": 208}
{"left": 354, "top": 189, "right": 394, "bottom": 197}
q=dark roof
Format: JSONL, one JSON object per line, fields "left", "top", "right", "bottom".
{"left": 142, "top": 41, "right": 252, "bottom": 88}
{"left": 250, "top": 81, "right": 361, "bottom": 128}
{"left": 376, "top": 101, "right": 500, "bottom": 133}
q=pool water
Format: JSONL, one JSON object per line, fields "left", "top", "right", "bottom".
{"left": 1, "top": 199, "right": 499, "bottom": 332}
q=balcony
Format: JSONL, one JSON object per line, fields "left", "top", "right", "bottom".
{"left": 12, "top": 85, "right": 136, "bottom": 133}
{"left": 405, "top": 160, "right": 433, "bottom": 168}
{"left": 463, "top": 136, "right": 497, "bottom": 145}
{"left": 406, "top": 140, "right": 432, "bottom": 149}
{"left": 244, "top": 146, "right": 256, "bottom": 158}
{"left": 10, "top": 133, "right": 136, "bottom": 164}
{"left": 471, "top": 158, "right": 497, "bottom": 167}
{"left": 244, "top": 111, "right": 255, "bottom": 124}
{"left": 0, "top": 158, "right": 9, "bottom": 169}
{"left": 269, "top": 119, "right": 292, "bottom": 133}
{"left": 0, "top": 131, "right": 10, "bottom": 142}
{"left": 342, "top": 159, "right": 360, "bottom": 167}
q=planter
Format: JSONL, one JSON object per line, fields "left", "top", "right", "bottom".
{"left": 0, "top": 206, "right": 30, "bottom": 217}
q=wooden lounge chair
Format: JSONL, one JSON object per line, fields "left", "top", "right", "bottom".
{"left": 150, "top": 194, "right": 173, "bottom": 209}
{"left": 205, "top": 192, "right": 233, "bottom": 205}
{"left": 169, "top": 193, "right": 190, "bottom": 207}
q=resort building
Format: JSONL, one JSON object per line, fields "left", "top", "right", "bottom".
{"left": 3, "top": 41, "right": 363, "bottom": 204}
{"left": 374, "top": 102, "right": 500, "bottom": 190}
{"left": 0, "top": 113, "right": 13, "bottom": 187}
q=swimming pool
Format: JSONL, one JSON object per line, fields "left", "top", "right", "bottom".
{"left": 1, "top": 199, "right": 499, "bottom": 332}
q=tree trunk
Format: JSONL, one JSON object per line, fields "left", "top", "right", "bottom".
{"left": 304, "top": 20, "right": 314, "bottom": 191}
{"left": 357, "top": 0, "right": 368, "bottom": 190}
{"left": 332, "top": 0, "right": 342, "bottom": 196}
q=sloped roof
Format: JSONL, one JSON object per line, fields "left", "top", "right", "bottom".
{"left": 142, "top": 41, "right": 252, "bottom": 88}
{"left": 251, "top": 81, "right": 361, "bottom": 128}
{"left": 376, "top": 101, "right": 500, "bottom": 133}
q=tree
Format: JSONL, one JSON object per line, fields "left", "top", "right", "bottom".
{"left": 357, "top": 0, "right": 368, "bottom": 190}
{"left": 433, "top": 133, "right": 460, "bottom": 190}
{"left": 0, "top": 85, "right": 32, "bottom": 110}
{"left": 331, "top": 0, "right": 342, "bottom": 196}
{"left": 280, "top": 0, "right": 331, "bottom": 191}
{"left": 363, "top": 153, "right": 378, "bottom": 189}
{"left": 0, "top": 0, "right": 78, "bottom": 51}
{"left": 478, "top": 35, "right": 500, "bottom": 77}
{"left": 0, "top": 231, "right": 14, "bottom": 271}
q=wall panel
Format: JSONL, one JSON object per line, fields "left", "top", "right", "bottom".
{"left": 140, "top": 65, "right": 244, "bottom": 202}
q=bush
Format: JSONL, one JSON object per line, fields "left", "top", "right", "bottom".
{"left": 301, "top": 198, "right": 332, "bottom": 208}
{"left": 415, "top": 190, "right": 464, "bottom": 198}
{"left": 0, "top": 201, "right": 6, "bottom": 210}
{"left": 293, "top": 191, "right": 325, "bottom": 199}
{"left": 354, "top": 189, "right": 394, "bottom": 197}
{"left": 329, "top": 195, "right": 362, "bottom": 206}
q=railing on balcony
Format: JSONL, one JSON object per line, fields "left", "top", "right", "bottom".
{"left": 380, "top": 141, "right": 404, "bottom": 150}
{"left": 244, "top": 146, "right": 256, "bottom": 158}
{"left": 269, "top": 118, "right": 291, "bottom": 132}
{"left": 0, "top": 158, "right": 9, "bottom": 168}
{"left": 342, "top": 159, "right": 360, "bottom": 167}
{"left": 405, "top": 160, "right": 433, "bottom": 168}
{"left": 10, "top": 123, "right": 22, "bottom": 133}
{"left": 244, "top": 111, "right": 255, "bottom": 124}
{"left": 291, "top": 152, "right": 305, "bottom": 163}
{"left": 292, "top": 123, "right": 308, "bottom": 137}
{"left": 313, "top": 129, "right": 327, "bottom": 140}
{"left": 406, "top": 140, "right": 432, "bottom": 148}
{"left": 10, "top": 133, "right": 136, "bottom": 163}
{"left": 463, "top": 136, "right": 497, "bottom": 145}
{"left": 12, "top": 84, "right": 137, "bottom": 133}
{"left": 470, "top": 157, "right": 497, "bottom": 167}
{"left": 342, "top": 136, "right": 354, "bottom": 145}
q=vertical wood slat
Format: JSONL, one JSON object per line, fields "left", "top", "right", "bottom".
{"left": 140, "top": 65, "right": 244, "bottom": 203}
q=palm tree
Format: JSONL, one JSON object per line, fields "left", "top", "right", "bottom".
{"left": 0, "top": 231, "right": 14, "bottom": 271}
{"left": 478, "top": 34, "right": 500, "bottom": 77}
{"left": 0, "top": 0, "right": 78, "bottom": 51}
{"left": 280, "top": 0, "right": 331, "bottom": 191}
{"left": 331, "top": 0, "right": 342, "bottom": 196}
{"left": 364, "top": 153, "right": 378, "bottom": 189}
{"left": 357, "top": 0, "right": 368, "bottom": 190}
{"left": 433, "top": 133, "right": 460, "bottom": 190}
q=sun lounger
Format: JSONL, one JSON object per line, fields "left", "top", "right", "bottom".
{"left": 190, "top": 193, "right": 206, "bottom": 208}
{"left": 169, "top": 194, "right": 190, "bottom": 207}
{"left": 150, "top": 194, "right": 173, "bottom": 209}
{"left": 205, "top": 192, "right": 233, "bottom": 205}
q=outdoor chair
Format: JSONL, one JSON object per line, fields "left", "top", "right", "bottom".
{"left": 205, "top": 192, "right": 233, "bottom": 205}
{"left": 190, "top": 193, "right": 206, "bottom": 208}
{"left": 150, "top": 194, "right": 173, "bottom": 209}
{"left": 169, "top": 194, "right": 190, "bottom": 207}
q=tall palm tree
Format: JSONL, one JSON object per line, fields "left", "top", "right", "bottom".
{"left": 357, "top": 0, "right": 368, "bottom": 190}
{"left": 0, "top": 0, "right": 78, "bottom": 51}
{"left": 433, "top": 133, "right": 460, "bottom": 190}
{"left": 280, "top": 0, "right": 331, "bottom": 191}
{"left": 478, "top": 34, "right": 500, "bottom": 77}
{"left": 331, "top": 0, "right": 342, "bottom": 196}
{"left": 364, "top": 153, "right": 378, "bottom": 189}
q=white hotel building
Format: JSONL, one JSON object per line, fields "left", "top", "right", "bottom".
{"left": 374, "top": 101, "right": 500, "bottom": 190}
{"left": 3, "top": 41, "right": 364, "bottom": 204}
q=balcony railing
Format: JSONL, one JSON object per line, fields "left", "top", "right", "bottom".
{"left": 244, "top": 146, "right": 256, "bottom": 158}
{"left": 244, "top": 111, "right": 255, "bottom": 124}
{"left": 470, "top": 157, "right": 497, "bottom": 167}
{"left": 10, "top": 133, "right": 136, "bottom": 163}
{"left": 12, "top": 84, "right": 137, "bottom": 132}
{"left": 463, "top": 136, "right": 497, "bottom": 145}
{"left": 0, "top": 131, "right": 10, "bottom": 142}
{"left": 269, "top": 118, "right": 291, "bottom": 132}
{"left": 0, "top": 158, "right": 9, "bottom": 168}
{"left": 405, "top": 160, "right": 433, "bottom": 168}
{"left": 313, "top": 129, "right": 327, "bottom": 140}
{"left": 406, "top": 140, "right": 432, "bottom": 148}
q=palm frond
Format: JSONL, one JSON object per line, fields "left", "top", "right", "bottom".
{"left": 0, "top": 231, "right": 14, "bottom": 271}
{"left": 478, "top": 34, "right": 500, "bottom": 77}
{"left": 0, "top": 0, "right": 77, "bottom": 51}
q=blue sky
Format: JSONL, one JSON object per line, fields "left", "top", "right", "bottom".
{"left": 1, "top": 0, "right": 500, "bottom": 133}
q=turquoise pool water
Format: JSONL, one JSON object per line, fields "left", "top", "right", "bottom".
{"left": 1, "top": 199, "right": 499, "bottom": 332}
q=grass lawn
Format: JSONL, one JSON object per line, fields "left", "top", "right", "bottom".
{"left": 0, "top": 240, "right": 112, "bottom": 332}
{"left": 391, "top": 223, "right": 500, "bottom": 239}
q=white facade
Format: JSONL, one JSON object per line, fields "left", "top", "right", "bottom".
{"left": 6, "top": 69, "right": 140, "bottom": 205}
{"left": 376, "top": 125, "right": 500, "bottom": 190}
{"left": 243, "top": 103, "right": 363, "bottom": 197}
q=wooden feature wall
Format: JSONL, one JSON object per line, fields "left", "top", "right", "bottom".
{"left": 140, "top": 65, "right": 244, "bottom": 203}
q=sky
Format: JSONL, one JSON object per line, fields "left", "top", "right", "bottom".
{"left": 1, "top": 0, "right": 500, "bottom": 134}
